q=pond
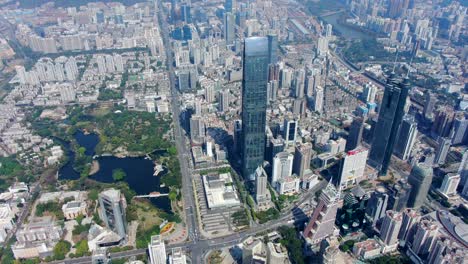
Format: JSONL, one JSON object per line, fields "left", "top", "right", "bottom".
{"left": 58, "top": 131, "right": 172, "bottom": 213}
{"left": 321, "top": 12, "right": 372, "bottom": 40}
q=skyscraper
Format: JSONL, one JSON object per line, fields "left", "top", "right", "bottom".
{"left": 434, "top": 137, "right": 451, "bottom": 165}
{"left": 189, "top": 115, "right": 205, "bottom": 144}
{"left": 438, "top": 173, "right": 460, "bottom": 197}
{"left": 303, "top": 181, "right": 339, "bottom": 245}
{"left": 407, "top": 163, "right": 433, "bottom": 209}
{"left": 148, "top": 235, "right": 166, "bottom": 264}
{"left": 411, "top": 219, "right": 439, "bottom": 256}
{"left": 394, "top": 115, "right": 418, "bottom": 161}
{"left": 225, "top": 0, "right": 234, "bottom": 13}
{"left": 283, "top": 118, "right": 297, "bottom": 145}
{"left": 98, "top": 189, "right": 127, "bottom": 239}
{"left": 380, "top": 210, "right": 402, "bottom": 246}
{"left": 218, "top": 89, "right": 230, "bottom": 112}
{"left": 338, "top": 148, "right": 369, "bottom": 190}
{"left": 398, "top": 208, "right": 420, "bottom": 245}
{"left": 272, "top": 152, "right": 293, "bottom": 186}
{"left": 241, "top": 37, "right": 269, "bottom": 180}
{"left": 450, "top": 114, "right": 468, "bottom": 145}
{"left": 293, "top": 143, "right": 312, "bottom": 179}
{"left": 224, "top": 12, "right": 235, "bottom": 45}
{"left": 387, "top": 0, "right": 410, "bottom": 18}
{"left": 255, "top": 166, "right": 270, "bottom": 207}
{"left": 423, "top": 92, "right": 436, "bottom": 120}
{"left": 346, "top": 117, "right": 364, "bottom": 151}
{"left": 365, "top": 187, "right": 389, "bottom": 226}
{"left": 387, "top": 179, "right": 412, "bottom": 212}
{"left": 368, "top": 76, "right": 410, "bottom": 176}
{"left": 267, "top": 34, "right": 278, "bottom": 65}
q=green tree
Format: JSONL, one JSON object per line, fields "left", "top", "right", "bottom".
{"left": 112, "top": 168, "right": 127, "bottom": 181}
{"left": 75, "top": 240, "right": 89, "bottom": 257}
{"left": 168, "top": 190, "right": 177, "bottom": 201}
{"left": 53, "top": 240, "right": 71, "bottom": 260}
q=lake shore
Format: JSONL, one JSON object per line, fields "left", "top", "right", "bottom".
{"left": 89, "top": 160, "right": 100, "bottom": 175}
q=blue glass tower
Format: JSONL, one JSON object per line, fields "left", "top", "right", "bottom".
{"left": 241, "top": 37, "right": 269, "bottom": 180}
{"left": 369, "top": 76, "right": 410, "bottom": 175}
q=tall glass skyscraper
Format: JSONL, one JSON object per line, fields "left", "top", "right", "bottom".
{"left": 241, "top": 37, "right": 269, "bottom": 180}
{"left": 369, "top": 75, "right": 410, "bottom": 175}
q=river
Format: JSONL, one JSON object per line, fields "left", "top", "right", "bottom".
{"left": 58, "top": 131, "right": 172, "bottom": 213}
{"left": 320, "top": 12, "right": 372, "bottom": 40}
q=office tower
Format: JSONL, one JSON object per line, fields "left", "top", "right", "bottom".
{"left": 205, "top": 84, "right": 214, "bottom": 103}
{"left": 189, "top": 115, "right": 205, "bottom": 144}
{"left": 338, "top": 148, "right": 368, "bottom": 190}
{"left": 241, "top": 37, "right": 269, "bottom": 180}
{"left": 255, "top": 166, "right": 269, "bottom": 206}
{"left": 180, "top": 3, "right": 191, "bottom": 23}
{"left": 380, "top": 210, "right": 402, "bottom": 246}
{"left": 272, "top": 152, "right": 293, "bottom": 186}
{"left": 411, "top": 219, "right": 439, "bottom": 256}
{"left": 313, "top": 86, "right": 324, "bottom": 113}
{"left": 218, "top": 90, "right": 230, "bottom": 112}
{"left": 438, "top": 173, "right": 460, "bottom": 197}
{"left": 148, "top": 235, "right": 166, "bottom": 264}
{"left": 346, "top": 117, "right": 364, "bottom": 151}
{"left": 316, "top": 36, "right": 328, "bottom": 57}
{"left": 387, "top": 179, "right": 412, "bottom": 212}
{"left": 450, "top": 114, "right": 468, "bottom": 145}
{"left": 423, "top": 92, "right": 436, "bottom": 120}
{"left": 98, "top": 189, "right": 127, "bottom": 239}
{"left": 434, "top": 137, "right": 451, "bottom": 165}
{"left": 225, "top": 0, "right": 234, "bottom": 13}
{"left": 170, "top": 0, "right": 178, "bottom": 21}
{"left": 407, "top": 163, "right": 433, "bottom": 209}
{"left": 267, "top": 136, "right": 285, "bottom": 164}
{"left": 169, "top": 247, "right": 187, "bottom": 264}
{"left": 293, "top": 143, "right": 312, "bottom": 179}
{"left": 394, "top": 115, "right": 418, "bottom": 161}
{"left": 398, "top": 208, "right": 420, "bottom": 245}
{"left": 283, "top": 118, "right": 297, "bottom": 145}
{"left": 97, "top": 55, "right": 107, "bottom": 74}
{"left": 60, "top": 83, "right": 76, "bottom": 103}
{"left": 303, "top": 181, "right": 339, "bottom": 245}
{"left": 92, "top": 248, "right": 110, "bottom": 264}
{"left": 432, "top": 107, "right": 455, "bottom": 138}
{"left": 325, "top": 24, "right": 333, "bottom": 37}
{"left": 459, "top": 150, "right": 468, "bottom": 182}
{"left": 365, "top": 187, "right": 389, "bottom": 226}
{"left": 224, "top": 12, "right": 235, "bottom": 45}
{"left": 267, "top": 34, "right": 278, "bottom": 65}
{"left": 362, "top": 83, "right": 377, "bottom": 103}
{"left": 368, "top": 76, "right": 410, "bottom": 176}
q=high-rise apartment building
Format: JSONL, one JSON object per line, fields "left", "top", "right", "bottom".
{"left": 411, "top": 219, "right": 439, "bottom": 256}
{"left": 398, "top": 208, "right": 420, "bottom": 245}
{"left": 368, "top": 76, "right": 410, "bottom": 176}
{"left": 380, "top": 210, "right": 402, "bottom": 246}
{"left": 407, "top": 163, "right": 433, "bottom": 209}
{"left": 434, "top": 137, "right": 451, "bottom": 165}
{"left": 255, "top": 166, "right": 270, "bottom": 207}
{"left": 98, "top": 189, "right": 127, "bottom": 239}
{"left": 189, "top": 115, "right": 205, "bottom": 144}
{"left": 241, "top": 37, "right": 269, "bottom": 180}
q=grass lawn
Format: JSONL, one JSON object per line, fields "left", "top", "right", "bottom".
{"left": 134, "top": 200, "right": 163, "bottom": 230}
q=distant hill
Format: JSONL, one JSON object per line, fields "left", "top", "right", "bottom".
{"left": 19, "top": 0, "right": 147, "bottom": 9}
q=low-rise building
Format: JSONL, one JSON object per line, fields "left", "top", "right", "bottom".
{"left": 87, "top": 224, "right": 123, "bottom": 251}
{"left": 276, "top": 175, "right": 300, "bottom": 195}
{"left": 62, "top": 201, "right": 87, "bottom": 220}
{"left": 353, "top": 239, "right": 381, "bottom": 260}
{"left": 267, "top": 242, "right": 290, "bottom": 264}
{"left": 202, "top": 172, "right": 241, "bottom": 209}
